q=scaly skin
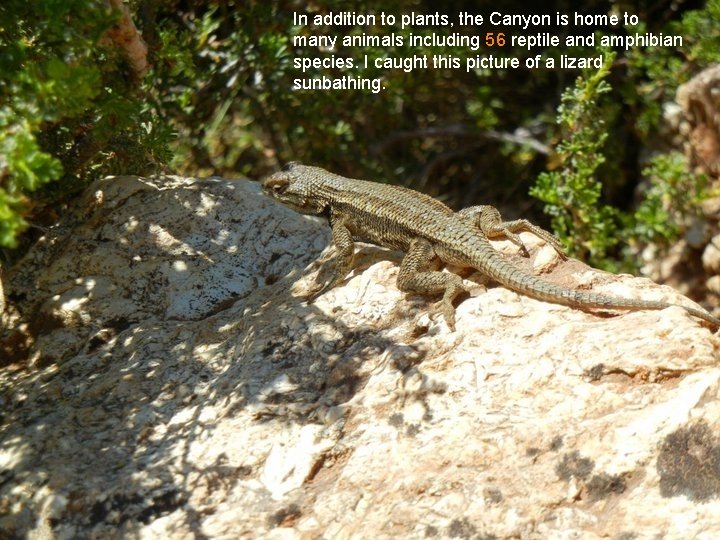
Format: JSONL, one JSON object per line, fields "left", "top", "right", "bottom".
{"left": 262, "top": 162, "right": 720, "bottom": 330}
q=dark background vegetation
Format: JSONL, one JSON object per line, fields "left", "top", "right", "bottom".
{"left": 1, "top": 0, "right": 719, "bottom": 270}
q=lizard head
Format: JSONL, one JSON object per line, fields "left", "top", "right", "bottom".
{"left": 261, "top": 162, "right": 328, "bottom": 215}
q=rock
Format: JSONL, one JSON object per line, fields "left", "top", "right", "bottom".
{"left": 636, "top": 65, "right": 720, "bottom": 310}
{"left": 685, "top": 219, "right": 710, "bottom": 249}
{"left": 703, "top": 235, "right": 720, "bottom": 275}
{"left": 1, "top": 175, "right": 720, "bottom": 538}
{"left": 677, "top": 64, "right": 720, "bottom": 176}
{"left": 701, "top": 196, "right": 720, "bottom": 218}
{"left": 706, "top": 276, "right": 720, "bottom": 296}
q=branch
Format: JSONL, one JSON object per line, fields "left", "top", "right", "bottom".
{"left": 372, "top": 123, "right": 551, "bottom": 156}
{"left": 102, "top": 0, "right": 149, "bottom": 80}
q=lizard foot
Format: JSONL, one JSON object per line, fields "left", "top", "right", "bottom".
{"left": 305, "top": 273, "right": 343, "bottom": 303}
{"left": 459, "top": 205, "right": 567, "bottom": 259}
{"left": 439, "top": 301, "right": 457, "bottom": 331}
{"left": 437, "top": 281, "right": 469, "bottom": 331}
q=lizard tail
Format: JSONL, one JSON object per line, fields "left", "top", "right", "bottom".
{"left": 472, "top": 248, "right": 720, "bottom": 328}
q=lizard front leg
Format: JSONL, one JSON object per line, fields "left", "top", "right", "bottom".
{"left": 458, "top": 205, "right": 566, "bottom": 259}
{"left": 396, "top": 238, "right": 468, "bottom": 331}
{"left": 306, "top": 217, "right": 355, "bottom": 302}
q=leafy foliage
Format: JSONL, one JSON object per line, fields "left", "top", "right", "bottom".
{"left": 633, "top": 153, "right": 710, "bottom": 244}
{"left": 531, "top": 57, "right": 710, "bottom": 270}
{"left": 532, "top": 0, "right": 720, "bottom": 269}
{"left": 151, "top": 0, "right": 583, "bottom": 202}
{"left": 533, "top": 68, "right": 711, "bottom": 268}
{"left": 1, "top": 0, "right": 719, "bottom": 270}
{"left": 0, "top": 0, "right": 172, "bottom": 248}
{"left": 530, "top": 53, "right": 621, "bottom": 267}
{"left": 623, "top": 0, "right": 720, "bottom": 137}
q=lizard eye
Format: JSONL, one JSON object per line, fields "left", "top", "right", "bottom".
{"left": 282, "top": 161, "right": 300, "bottom": 172}
{"left": 262, "top": 168, "right": 294, "bottom": 198}
{"left": 266, "top": 178, "right": 288, "bottom": 195}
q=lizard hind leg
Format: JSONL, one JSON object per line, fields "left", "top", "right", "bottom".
{"left": 458, "top": 205, "right": 567, "bottom": 259}
{"left": 397, "top": 238, "right": 468, "bottom": 330}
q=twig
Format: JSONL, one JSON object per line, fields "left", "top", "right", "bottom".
{"left": 102, "top": 0, "right": 149, "bottom": 80}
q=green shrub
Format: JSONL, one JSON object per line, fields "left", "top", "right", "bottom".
{"left": 633, "top": 153, "right": 710, "bottom": 244}
{"left": 530, "top": 57, "right": 710, "bottom": 271}
{"left": 530, "top": 52, "right": 622, "bottom": 268}
{"left": 0, "top": 0, "right": 172, "bottom": 249}
{"left": 3, "top": 0, "right": 718, "bottom": 264}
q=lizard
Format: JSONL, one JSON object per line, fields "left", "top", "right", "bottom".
{"left": 262, "top": 162, "right": 720, "bottom": 330}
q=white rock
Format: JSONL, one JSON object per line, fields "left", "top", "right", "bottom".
{"left": 703, "top": 235, "right": 720, "bottom": 275}
{"left": 2, "top": 175, "right": 719, "bottom": 538}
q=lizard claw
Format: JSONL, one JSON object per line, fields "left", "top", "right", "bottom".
{"left": 305, "top": 282, "right": 329, "bottom": 303}
{"left": 304, "top": 289, "right": 322, "bottom": 304}
{"left": 426, "top": 299, "right": 456, "bottom": 331}
{"left": 440, "top": 281, "right": 467, "bottom": 331}
{"left": 441, "top": 303, "right": 457, "bottom": 331}
{"left": 305, "top": 272, "right": 345, "bottom": 303}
